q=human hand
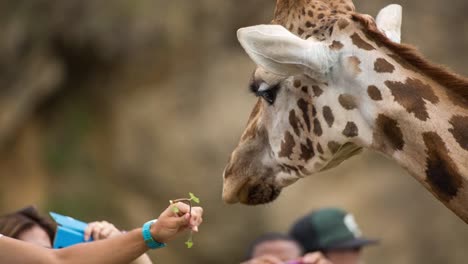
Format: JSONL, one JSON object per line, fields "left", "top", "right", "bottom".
{"left": 84, "top": 221, "right": 122, "bottom": 241}
{"left": 240, "top": 255, "right": 284, "bottom": 264}
{"left": 300, "top": 252, "right": 332, "bottom": 264}
{"left": 150, "top": 202, "right": 203, "bottom": 243}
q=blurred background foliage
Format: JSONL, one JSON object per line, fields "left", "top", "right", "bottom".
{"left": 0, "top": 0, "right": 467, "bottom": 263}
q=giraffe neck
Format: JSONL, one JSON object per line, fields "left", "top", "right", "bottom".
{"left": 314, "top": 15, "right": 468, "bottom": 222}
{"left": 351, "top": 43, "right": 468, "bottom": 224}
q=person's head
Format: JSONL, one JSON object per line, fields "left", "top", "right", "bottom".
{"left": 289, "top": 208, "right": 378, "bottom": 264}
{"left": 245, "top": 232, "right": 303, "bottom": 262}
{"left": 0, "top": 206, "right": 56, "bottom": 248}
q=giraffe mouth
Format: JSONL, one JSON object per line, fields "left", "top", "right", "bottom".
{"left": 223, "top": 176, "right": 282, "bottom": 205}
{"left": 239, "top": 182, "right": 282, "bottom": 205}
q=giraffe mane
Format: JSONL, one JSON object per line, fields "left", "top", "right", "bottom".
{"left": 352, "top": 13, "right": 468, "bottom": 105}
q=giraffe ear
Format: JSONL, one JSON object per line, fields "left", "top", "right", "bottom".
{"left": 237, "top": 25, "right": 336, "bottom": 77}
{"left": 376, "top": 4, "right": 402, "bottom": 43}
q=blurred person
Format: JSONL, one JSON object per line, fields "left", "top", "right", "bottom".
{"left": 0, "top": 206, "right": 56, "bottom": 248}
{"left": 0, "top": 202, "right": 203, "bottom": 264}
{"left": 0, "top": 205, "right": 152, "bottom": 264}
{"left": 242, "top": 232, "right": 331, "bottom": 264}
{"left": 290, "top": 208, "right": 378, "bottom": 264}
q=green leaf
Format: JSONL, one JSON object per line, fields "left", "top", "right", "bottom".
{"left": 171, "top": 206, "right": 180, "bottom": 213}
{"left": 189, "top": 192, "right": 200, "bottom": 204}
{"left": 185, "top": 239, "right": 193, "bottom": 249}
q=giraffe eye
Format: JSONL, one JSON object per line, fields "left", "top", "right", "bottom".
{"left": 251, "top": 82, "right": 280, "bottom": 105}
{"left": 259, "top": 88, "right": 277, "bottom": 104}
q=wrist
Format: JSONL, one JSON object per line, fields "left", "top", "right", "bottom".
{"left": 149, "top": 220, "right": 165, "bottom": 243}
{"left": 142, "top": 220, "right": 166, "bottom": 249}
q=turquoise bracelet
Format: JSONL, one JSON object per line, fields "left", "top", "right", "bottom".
{"left": 142, "top": 220, "right": 166, "bottom": 249}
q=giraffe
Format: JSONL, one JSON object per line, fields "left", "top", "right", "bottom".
{"left": 222, "top": 0, "right": 468, "bottom": 224}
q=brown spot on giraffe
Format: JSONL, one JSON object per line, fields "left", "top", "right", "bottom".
{"left": 289, "top": 110, "right": 301, "bottom": 137}
{"left": 298, "top": 27, "right": 305, "bottom": 35}
{"left": 274, "top": 0, "right": 356, "bottom": 41}
{"left": 323, "top": 106, "right": 334, "bottom": 127}
{"left": 300, "top": 138, "right": 315, "bottom": 161}
{"left": 311, "top": 105, "right": 317, "bottom": 117}
{"left": 374, "top": 58, "right": 395, "bottom": 73}
{"left": 343, "top": 122, "right": 358, "bottom": 137}
{"left": 338, "top": 94, "right": 357, "bottom": 110}
{"left": 337, "top": 18, "right": 349, "bottom": 29}
{"left": 385, "top": 78, "right": 439, "bottom": 121}
{"left": 329, "top": 40, "right": 344, "bottom": 50}
{"left": 312, "top": 85, "right": 323, "bottom": 97}
{"left": 313, "top": 119, "right": 323, "bottom": 136}
{"left": 347, "top": 56, "right": 362, "bottom": 75}
{"left": 294, "top": 79, "right": 302, "bottom": 88}
{"left": 279, "top": 131, "right": 295, "bottom": 159}
{"left": 328, "top": 25, "right": 334, "bottom": 36}
{"left": 317, "top": 142, "right": 324, "bottom": 154}
{"left": 328, "top": 141, "right": 341, "bottom": 154}
{"left": 297, "top": 99, "right": 311, "bottom": 132}
{"left": 301, "top": 86, "right": 308, "bottom": 93}
{"left": 449, "top": 115, "right": 468, "bottom": 151}
{"left": 241, "top": 100, "right": 262, "bottom": 141}
{"left": 351, "top": 33, "right": 375, "bottom": 51}
{"left": 367, "top": 85, "right": 382, "bottom": 101}
{"left": 373, "top": 114, "right": 405, "bottom": 153}
{"left": 423, "top": 132, "right": 463, "bottom": 202}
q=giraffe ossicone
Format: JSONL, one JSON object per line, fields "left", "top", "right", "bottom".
{"left": 223, "top": 1, "right": 468, "bottom": 224}
{"left": 375, "top": 4, "right": 402, "bottom": 43}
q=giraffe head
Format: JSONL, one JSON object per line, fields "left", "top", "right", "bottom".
{"left": 222, "top": 3, "right": 403, "bottom": 204}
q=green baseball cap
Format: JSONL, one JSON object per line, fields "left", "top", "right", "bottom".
{"left": 289, "top": 208, "right": 378, "bottom": 252}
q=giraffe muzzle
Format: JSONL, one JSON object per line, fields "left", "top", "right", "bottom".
{"left": 241, "top": 182, "right": 282, "bottom": 205}
{"left": 223, "top": 172, "right": 282, "bottom": 205}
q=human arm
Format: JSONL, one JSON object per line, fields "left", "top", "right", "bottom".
{"left": 84, "top": 221, "right": 152, "bottom": 264}
{"left": 0, "top": 228, "right": 147, "bottom": 264}
{"left": 0, "top": 202, "right": 203, "bottom": 264}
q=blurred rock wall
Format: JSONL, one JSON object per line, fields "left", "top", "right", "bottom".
{"left": 0, "top": 1, "right": 467, "bottom": 263}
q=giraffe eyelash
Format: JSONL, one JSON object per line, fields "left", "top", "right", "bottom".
{"left": 249, "top": 81, "right": 278, "bottom": 94}
{"left": 248, "top": 80, "right": 260, "bottom": 94}
{"left": 253, "top": 84, "right": 280, "bottom": 105}
{"left": 257, "top": 83, "right": 271, "bottom": 92}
